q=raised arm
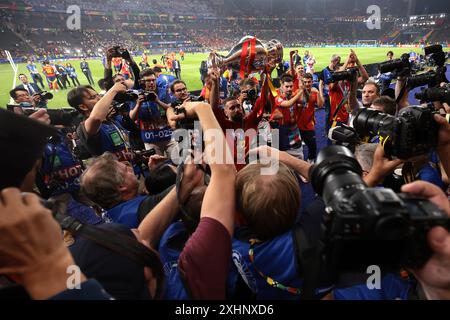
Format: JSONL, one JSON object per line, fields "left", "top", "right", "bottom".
{"left": 279, "top": 90, "right": 302, "bottom": 108}
{"left": 84, "top": 82, "right": 126, "bottom": 136}
{"left": 170, "top": 102, "right": 236, "bottom": 235}
{"left": 104, "top": 48, "right": 114, "bottom": 90}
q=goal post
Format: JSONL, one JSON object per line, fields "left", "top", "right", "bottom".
{"left": 356, "top": 40, "right": 378, "bottom": 47}
{"left": 4, "top": 50, "right": 18, "bottom": 105}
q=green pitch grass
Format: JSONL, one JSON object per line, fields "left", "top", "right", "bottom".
{"left": 0, "top": 47, "right": 445, "bottom": 109}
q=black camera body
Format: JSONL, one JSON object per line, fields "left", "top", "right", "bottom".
{"left": 408, "top": 45, "right": 448, "bottom": 90}
{"left": 330, "top": 67, "right": 358, "bottom": 83}
{"left": 37, "top": 91, "right": 53, "bottom": 101}
{"left": 111, "top": 46, "right": 126, "bottom": 58}
{"left": 353, "top": 106, "right": 439, "bottom": 159}
{"left": 310, "top": 145, "right": 450, "bottom": 272}
{"left": 114, "top": 90, "right": 158, "bottom": 104}
{"left": 111, "top": 101, "right": 130, "bottom": 114}
{"left": 172, "top": 95, "right": 204, "bottom": 130}
{"left": 242, "top": 88, "right": 257, "bottom": 102}
{"left": 407, "top": 70, "right": 437, "bottom": 89}
{"left": 378, "top": 53, "right": 411, "bottom": 75}
{"left": 415, "top": 84, "right": 450, "bottom": 104}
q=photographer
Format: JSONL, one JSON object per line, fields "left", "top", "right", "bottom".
{"left": 129, "top": 69, "right": 174, "bottom": 155}
{"left": 205, "top": 68, "right": 268, "bottom": 170}
{"left": 329, "top": 50, "right": 369, "bottom": 128}
{"left": 68, "top": 83, "right": 135, "bottom": 163}
{"left": 9, "top": 87, "right": 45, "bottom": 109}
{"left": 78, "top": 101, "right": 236, "bottom": 299}
{"left": 0, "top": 111, "right": 111, "bottom": 300}
{"left": 229, "top": 146, "right": 334, "bottom": 299}
{"left": 318, "top": 54, "right": 340, "bottom": 131}
{"left": 104, "top": 47, "right": 141, "bottom": 91}
{"left": 379, "top": 51, "right": 395, "bottom": 92}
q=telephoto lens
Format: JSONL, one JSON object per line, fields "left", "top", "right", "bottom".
{"left": 310, "top": 145, "right": 365, "bottom": 207}
{"left": 352, "top": 108, "right": 396, "bottom": 140}
{"left": 353, "top": 106, "right": 439, "bottom": 159}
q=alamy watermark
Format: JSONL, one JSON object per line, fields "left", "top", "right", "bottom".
{"left": 366, "top": 5, "right": 381, "bottom": 30}
{"left": 366, "top": 265, "right": 382, "bottom": 290}
{"left": 66, "top": 265, "right": 82, "bottom": 290}
{"left": 67, "top": 5, "right": 81, "bottom": 31}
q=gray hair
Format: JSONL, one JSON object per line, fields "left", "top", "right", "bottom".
{"left": 80, "top": 152, "right": 124, "bottom": 209}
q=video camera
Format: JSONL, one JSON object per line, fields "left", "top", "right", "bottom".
{"left": 379, "top": 45, "right": 448, "bottom": 90}
{"left": 310, "top": 145, "right": 450, "bottom": 271}
{"left": 415, "top": 83, "right": 450, "bottom": 104}
{"left": 329, "top": 67, "right": 358, "bottom": 83}
{"left": 408, "top": 45, "right": 448, "bottom": 90}
{"left": 353, "top": 106, "right": 443, "bottom": 159}
{"left": 7, "top": 105, "right": 81, "bottom": 127}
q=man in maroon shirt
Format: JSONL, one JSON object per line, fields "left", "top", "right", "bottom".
{"left": 164, "top": 101, "right": 236, "bottom": 299}
{"left": 208, "top": 69, "right": 269, "bottom": 171}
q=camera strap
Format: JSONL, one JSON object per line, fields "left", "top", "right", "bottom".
{"left": 395, "top": 82, "right": 408, "bottom": 116}
{"left": 293, "top": 224, "right": 328, "bottom": 300}
{"left": 331, "top": 95, "right": 349, "bottom": 128}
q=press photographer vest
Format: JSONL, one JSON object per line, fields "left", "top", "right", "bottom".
{"left": 136, "top": 101, "right": 172, "bottom": 144}
{"left": 98, "top": 121, "right": 134, "bottom": 162}
{"left": 104, "top": 195, "right": 147, "bottom": 228}
{"left": 158, "top": 221, "right": 241, "bottom": 300}
{"left": 41, "top": 133, "right": 83, "bottom": 197}
{"left": 232, "top": 226, "right": 333, "bottom": 300}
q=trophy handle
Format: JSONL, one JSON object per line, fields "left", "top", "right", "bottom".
{"left": 207, "top": 52, "right": 224, "bottom": 69}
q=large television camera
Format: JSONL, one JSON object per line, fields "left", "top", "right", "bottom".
{"left": 378, "top": 45, "right": 448, "bottom": 90}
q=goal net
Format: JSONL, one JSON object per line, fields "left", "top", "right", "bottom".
{"left": 356, "top": 40, "right": 378, "bottom": 47}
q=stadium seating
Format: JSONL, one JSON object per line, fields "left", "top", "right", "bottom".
{"left": 0, "top": 0, "right": 448, "bottom": 58}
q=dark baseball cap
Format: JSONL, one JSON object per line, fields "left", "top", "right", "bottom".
{"left": 0, "top": 108, "right": 57, "bottom": 189}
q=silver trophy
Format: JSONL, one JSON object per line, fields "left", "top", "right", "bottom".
{"left": 207, "top": 36, "right": 283, "bottom": 75}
